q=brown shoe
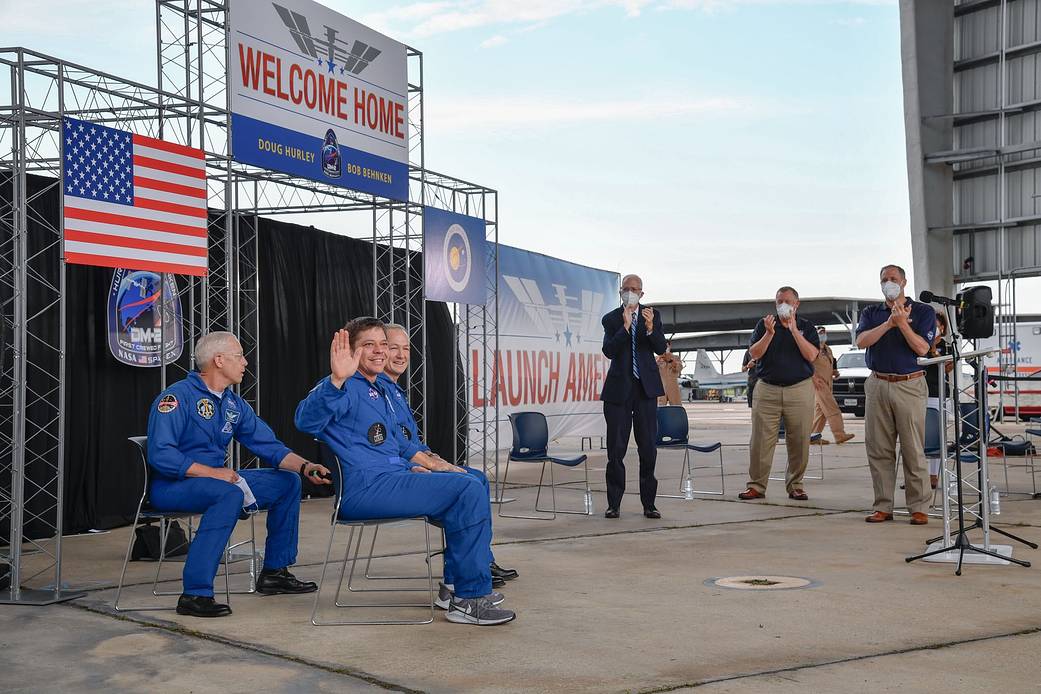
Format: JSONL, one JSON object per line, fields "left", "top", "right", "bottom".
{"left": 817, "top": 438, "right": 831, "bottom": 445}
{"left": 788, "top": 489, "right": 808, "bottom": 501}
{"left": 865, "top": 511, "right": 893, "bottom": 523}
{"left": 910, "top": 512, "right": 929, "bottom": 525}
{"left": 738, "top": 488, "right": 766, "bottom": 500}
{"left": 930, "top": 475, "right": 938, "bottom": 489}
{"left": 835, "top": 433, "right": 855, "bottom": 444}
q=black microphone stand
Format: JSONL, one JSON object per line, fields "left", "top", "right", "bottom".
{"left": 905, "top": 303, "right": 1033, "bottom": 574}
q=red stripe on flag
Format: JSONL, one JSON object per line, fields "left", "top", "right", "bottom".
{"left": 133, "top": 154, "right": 205, "bottom": 179}
{"left": 134, "top": 175, "right": 207, "bottom": 199}
{"left": 132, "top": 133, "right": 205, "bottom": 160}
{"left": 64, "top": 229, "right": 209, "bottom": 258}
{"left": 134, "top": 195, "right": 208, "bottom": 219}
{"left": 65, "top": 252, "right": 208, "bottom": 276}
{"left": 65, "top": 206, "right": 208, "bottom": 237}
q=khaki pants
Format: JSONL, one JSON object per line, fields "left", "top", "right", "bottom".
{"left": 864, "top": 374, "right": 931, "bottom": 514}
{"left": 748, "top": 378, "right": 815, "bottom": 493}
{"left": 811, "top": 379, "right": 847, "bottom": 436}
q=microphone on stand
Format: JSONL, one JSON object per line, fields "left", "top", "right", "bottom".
{"left": 919, "top": 290, "right": 959, "bottom": 307}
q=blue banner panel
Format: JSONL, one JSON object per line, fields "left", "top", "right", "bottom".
{"left": 231, "top": 113, "right": 408, "bottom": 201}
{"left": 423, "top": 207, "right": 488, "bottom": 305}
{"left": 468, "top": 245, "right": 620, "bottom": 440}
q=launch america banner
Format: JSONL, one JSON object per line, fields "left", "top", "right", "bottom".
{"left": 470, "top": 246, "right": 619, "bottom": 441}
{"left": 228, "top": 0, "right": 408, "bottom": 200}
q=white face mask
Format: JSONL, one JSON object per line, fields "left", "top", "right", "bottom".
{"left": 776, "top": 302, "right": 793, "bottom": 319}
{"left": 881, "top": 281, "right": 901, "bottom": 301}
{"left": 621, "top": 290, "right": 641, "bottom": 307}
{"left": 818, "top": 333, "right": 827, "bottom": 343}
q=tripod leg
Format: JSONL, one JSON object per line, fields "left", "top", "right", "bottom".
{"left": 964, "top": 543, "right": 1032, "bottom": 568}
{"left": 988, "top": 524, "right": 1039, "bottom": 549}
{"left": 906, "top": 542, "right": 958, "bottom": 563}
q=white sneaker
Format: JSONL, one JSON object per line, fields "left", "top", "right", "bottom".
{"left": 445, "top": 595, "right": 516, "bottom": 626}
{"left": 434, "top": 582, "right": 504, "bottom": 610}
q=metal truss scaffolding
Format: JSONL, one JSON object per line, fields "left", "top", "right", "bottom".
{"left": 0, "top": 1, "right": 499, "bottom": 605}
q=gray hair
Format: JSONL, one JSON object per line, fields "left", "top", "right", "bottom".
{"left": 384, "top": 322, "right": 408, "bottom": 335}
{"left": 194, "top": 331, "right": 239, "bottom": 371}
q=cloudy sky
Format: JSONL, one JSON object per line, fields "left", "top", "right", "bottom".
{"left": 2, "top": 0, "right": 917, "bottom": 308}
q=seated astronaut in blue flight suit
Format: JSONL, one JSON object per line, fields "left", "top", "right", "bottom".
{"left": 147, "top": 331, "right": 331, "bottom": 618}
{"left": 295, "top": 317, "right": 516, "bottom": 626}
{"left": 379, "top": 322, "right": 519, "bottom": 605}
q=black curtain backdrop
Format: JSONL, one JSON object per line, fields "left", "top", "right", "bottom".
{"left": 2, "top": 175, "right": 464, "bottom": 536}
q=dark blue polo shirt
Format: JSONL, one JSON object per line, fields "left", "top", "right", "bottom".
{"left": 750, "top": 316, "right": 819, "bottom": 387}
{"left": 856, "top": 299, "right": 937, "bottom": 375}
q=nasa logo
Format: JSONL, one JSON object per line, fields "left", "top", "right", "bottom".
{"left": 367, "top": 422, "right": 387, "bottom": 445}
{"left": 157, "top": 394, "right": 178, "bottom": 414}
{"left": 197, "top": 398, "right": 215, "bottom": 420}
{"left": 368, "top": 388, "right": 379, "bottom": 400}
{"left": 442, "top": 223, "right": 472, "bottom": 293}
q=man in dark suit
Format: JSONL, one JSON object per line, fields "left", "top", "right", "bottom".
{"left": 600, "top": 274, "right": 668, "bottom": 519}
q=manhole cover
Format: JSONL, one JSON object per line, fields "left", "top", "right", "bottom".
{"left": 705, "top": 575, "right": 818, "bottom": 591}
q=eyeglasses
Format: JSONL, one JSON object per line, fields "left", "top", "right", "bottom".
{"left": 218, "top": 352, "right": 245, "bottom": 360}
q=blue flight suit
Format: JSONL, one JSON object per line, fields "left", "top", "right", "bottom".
{"left": 377, "top": 373, "right": 497, "bottom": 575}
{"left": 147, "top": 372, "right": 302, "bottom": 598}
{"left": 295, "top": 373, "right": 493, "bottom": 599}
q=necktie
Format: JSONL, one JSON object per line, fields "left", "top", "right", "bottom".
{"left": 631, "top": 312, "right": 639, "bottom": 379}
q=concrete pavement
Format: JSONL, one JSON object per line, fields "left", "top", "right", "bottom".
{"left": 3, "top": 403, "right": 1040, "bottom": 693}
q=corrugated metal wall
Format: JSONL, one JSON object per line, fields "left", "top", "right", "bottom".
{"left": 953, "top": 0, "right": 1041, "bottom": 280}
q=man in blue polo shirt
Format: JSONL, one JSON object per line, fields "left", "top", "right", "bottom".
{"left": 856, "top": 264, "right": 936, "bottom": 525}
{"left": 738, "top": 286, "right": 820, "bottom": 502}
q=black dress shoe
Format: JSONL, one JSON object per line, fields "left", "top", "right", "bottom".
{"left": 643, "top": 508, "right": 662, "bottom": 519}
{"left": 604, "top": 508, "right": 619, "bottom": 519}
{"left": 176, "top": 594, "right": 232, "bottom": 618}
{"left": 256, "top": 567, "right": 318, "bottom": 595}
{"left": 490, "top": 561, "right": 519, "bottom": 581}
{"left": 492, "top": 575, "right": 506, "bottom": 589}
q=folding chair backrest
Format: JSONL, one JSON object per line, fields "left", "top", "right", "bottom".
{"left": 656, "top": 406, "right": 689, "bottom": 445}
{"left": 128, "top": 436, "right": 151, "bottom": 507}
{"left": 317, "top": 441, "right": 347, "bottom": 521}
{"left": 924, "top": 407, "right": 941, "bottom": 453}
{"left": 508, "top": 412, "right": 549, "bottom": 460}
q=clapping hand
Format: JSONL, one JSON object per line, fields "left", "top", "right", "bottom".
{"left": 641, "top": 307, "right": 654, "bottom": 332}
{"left": 784, "top": 306, "right": 799, "bottom": 331}
{"left": 330, "top": 329, "right": 360, "bottom": 387}
{"left": 763, "top": 315, "right": 776, "bottom": 335}
{"left": 622, "top": 309, "right": 633, "bottom": 332}
{"left": 889, "top": 302, "right": 911, "bottom": 328}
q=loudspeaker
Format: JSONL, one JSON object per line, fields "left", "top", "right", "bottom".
{"left": 958, "top": 286, "right": 994, "bottom": 339}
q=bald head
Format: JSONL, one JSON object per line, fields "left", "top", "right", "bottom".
{"left": 620, "top": 274, "right": 645, "bottom": 307}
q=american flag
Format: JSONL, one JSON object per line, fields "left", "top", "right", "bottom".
{"left": 62, "top": 117, "right": 209, "bottom": 276}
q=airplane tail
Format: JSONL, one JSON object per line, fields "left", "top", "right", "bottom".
{"left": 693, "top": 349, "right": 720, "bottom": 378}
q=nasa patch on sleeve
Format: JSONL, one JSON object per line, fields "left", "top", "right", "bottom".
{"left": 157, "top": 394, "right": 178, "bottom": 414}
{"left": 367, "top": 422, "right": 387, "bottom": 445}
